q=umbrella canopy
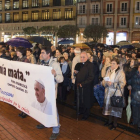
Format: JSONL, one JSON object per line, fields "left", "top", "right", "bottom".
{"left": 58, "top": 39, "right": 74, "bottom": 45}
{"left": 72, "top": 43, "right": 90, "bottom": 49}
{"left": 6, "top": 37, "right": 33, "bottom": 48}
{"left": 116, "top": 41, "right": 131, "bottom": 46}
{"left": 120, "top": 45, "right": 134, "bottom": 49}
{"left": 109, "top": 45, "right": 120, "bottom": 48}
{"left": 132, "top": 43, "right": 140, "bottom": 48}
{"left": 126, "top": 95, "right": 131, "bottom": 123}
{"left": 28, "top": 36, "right": 52, "bottom": 47}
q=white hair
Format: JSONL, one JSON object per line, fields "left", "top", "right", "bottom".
{"left": 74, "top": 48, "right": 81, "bottom": 54}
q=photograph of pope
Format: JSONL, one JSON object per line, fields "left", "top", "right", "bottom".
{"left": 31, "top": 80, "right": 52, "bottom": 115}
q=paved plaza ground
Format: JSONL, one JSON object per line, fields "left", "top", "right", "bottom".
{"left": 0, "top": 100, "right": 140, "bottom": 140}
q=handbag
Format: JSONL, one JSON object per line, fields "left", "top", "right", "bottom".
{"left": 134, "top": 91, "right": 140, "bottom": 102}
{"left": 111, "top": 84, "right": 125, "bottom": 108}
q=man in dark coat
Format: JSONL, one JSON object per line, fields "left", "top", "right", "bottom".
{"left": 76, "top": 51, "right": 94, "bottom": 120}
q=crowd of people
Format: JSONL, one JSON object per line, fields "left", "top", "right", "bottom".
{"left": 0, "top": 43, "right": 140, "bottom": 139}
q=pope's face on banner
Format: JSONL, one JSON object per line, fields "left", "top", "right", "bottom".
{"left": 34, "top": 82, "right": 45, "bottom": 103}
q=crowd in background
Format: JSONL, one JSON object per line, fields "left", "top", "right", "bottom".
{"left": 0, "top": 43, "right": 140, "bottom": 132}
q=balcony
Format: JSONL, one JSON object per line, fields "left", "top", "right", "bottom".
{"left": 117, "top": 23, "right": 129, "bottom": 28}
{"left": 5, "top": 7, "right": 11, "bottom": 11}
{"left": 77, "top": 23, "right": 86, "bottom": 28}
{"left": 77, "top": 0, "right": 86, "bottom": 3}
{"left": 91, "top": 0, "right": 101, "bottom": 2}
{"left": 63, "top": 16, "right": 76, "bottom": 21}
{"left": 77, "top": 10, "right": 87, "bottom": 15}
{"left": 134, "top": 8, "right": 140, "bottom": 13}
{"left": 117, "top": 8, "right": 130, "bottom": 14}
{"left": 22, "top": 6, "right": 29, "bottom": 9}
{"left": 104, "top": 23, "right": 114, "bottom": 28}
{"left": 133, "top": 23, "right": 140, "bottom": 29}
{"left": 90, "top": 9, "right": 100, "bottom": 14}
{"left": 103, "top": 9, "right": 114, "bottom": 14}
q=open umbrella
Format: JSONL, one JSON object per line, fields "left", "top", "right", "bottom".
{"left": 126, "top": 90, "right": 132, "bottom": 123}
{"left": 116, "top": 41, "right": 131, "bottom": 46}
{"left": 6, "top": 37, "right": 33, "bottom": 48}
{"left": 120, "top": 45, "right": 134, "bottom": 49}
{"left": 58, "top": 39, "right": 74, "bottom": 45}
{"left": 132, "top": 43, "right": 140, "bottom": 48}
{"left": 72, "top": 43, "right": 90, "bottom": 49}
{"left": 28, "top": 36, "right": 52, "bottom": 47}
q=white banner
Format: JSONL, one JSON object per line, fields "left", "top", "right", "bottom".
{"left": 0, "top": 58, "right": 57, "bottom": 127}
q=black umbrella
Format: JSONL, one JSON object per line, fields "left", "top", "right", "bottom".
{"left": 28, "top": 36, "right": 52, "bottom": 47}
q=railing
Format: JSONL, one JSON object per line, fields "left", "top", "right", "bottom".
{"left": 117, "top": 8, "right": 130, "bottom": 14}
{"left": 77, "top": 23, "right": 86, "bottom": 28}
{"left": 91, "top": 0, "right": 101, "bottom": 2}
{"left": 90, "top": 9, "right": 101, "bottom": 14}
{"left": 133, "top": 8, "right": 140, "bottom": 13}
{"left": 117, "top": 23, "right": 129, "bottom": 28}
{"left": 77, "top": 10, "right": 87, "bottom": 14}
{"left": 103, "top": 9, "right": 115, "bottom": 14}
{"left": 133, "top": 23, "right": 140, "bottom": 29}
{"left": 104, "top": 23, "right": 114, "bottom": 28}
{"left": 77, "top": 0, "right": 86, "bottom": 3}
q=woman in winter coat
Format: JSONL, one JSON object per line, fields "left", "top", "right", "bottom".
{"left": 102, "top": 58, "right": 126, "bottom": 130}
{"left": 128, "top": 64, "right": 140, "bottom": 133}
{"left": 58, "top": 56, "right": 71, "bottom": 101}
{"left": 123, "top": 59, "right": 138, "bottom": 105}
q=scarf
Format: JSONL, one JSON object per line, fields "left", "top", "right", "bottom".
{"left": 61, "top": 61, "right": 68, "bottom": 74}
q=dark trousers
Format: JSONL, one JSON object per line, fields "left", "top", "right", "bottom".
{"left": 109, "top": 116, "right": 118, "bottom": 127}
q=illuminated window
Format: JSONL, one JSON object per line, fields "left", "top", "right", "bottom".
{"left": 23, "top": 0, "right": 28, "bottom": 8}
{"left": 42, "top": 0, "right": 49, "bottom": 6}
{"left": 42, "top": 10, "right": 49, "bottom": 20}
{"left": 13, "top": 0, "right": 19, "bottom": 9}
{"left": 65, "top": 8, "right": 73, "bottom": 19}
{"left": 53, "top": 9, "right": 61, "bottom": 20}
{"left": 23, "top": 12, "right": 28, "bottom": 21}
{"left": 32, "top": 11, "right": 39, "bottom": 21}
{"left": 0, "top": 1, "right": 2, "bottom": 11}
{"left": 32, "top": 0, "right": 39, "bottom": 7}
{"left": 5, "top": 0, "right": 10, "bottom": 10}
{"left": 13, "top": 12, "right": 19, "bottom": 22}
{"left": 5, "top": 13, "right": 10, "bottom": 22}
{"left": 136, "top": 17, "right": 140, "bottom": 25}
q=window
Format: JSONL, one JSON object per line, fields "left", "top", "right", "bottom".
{"left": 13, "top": 12, "right": 19, "bottom": 22}
{"left": 32, "top": 0, "right": 39, "bottom": 7}
{"left": 92, "top": 18, "right": 99, "bottom": 25}
{"left": 65, "top": 8, "right": 73, "bottom": 19}
{"left": 65, "top": 0, "right": 73, "bottom": 5}
{"left": 23, "top": 0, "right": 28, "bottom": 8}
{"left": 121, "top": 17, "right": 126, "bottom": 26}
{"left": 53, "top": 0, "right": 61, "bottom": 6}
{"left": 106, "top": 18, "right": 112, "bottom": 26}
{"left": 121, "top": 2, "right": 127, "bottom": 11}
{"left": 0, "top": 1, "right": 2, "bottom": 11}
{"left": 79, "top": 17, "right": 85, "bottom": 25}
{"left": 92, "top": 4, "right": 99, "bottom": 14}
{"left": 32, "top": 11, "right": 39, "bottom": 21}
{"left": 0, "top": 14, "right": 1, "bottom": 23}
{"left": 5, "top": 13, "right": 10, "bottom": 22}
{"left": 136, "top": 17, "right": 140, "bottom": 25}
{"left": 107, "top": 4, "right": 112, "bottom": 13}
{"left": 42, "top": 0, "right": 49, "bottom": 6}
{"left": 42, "top": 10, "right": 49, "bottom": 20}
{"left": 136, "top": 2, "right": 140, "bottom": 11}
{"left": 5, "top": 0, "right": 10, "bottom": 10}
{"left": 22, "top": 12, "right": 28, "bottom": 21}
{"left": 79, "top": 5, "right": 86, "bottom": 14}
{"left": 13, "top": 0, "right": 19, "bottom": 9}
{"left": 53, "top": 9, "right": 61, "bottom": 20}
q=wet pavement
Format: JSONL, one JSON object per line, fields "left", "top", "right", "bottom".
{"left": 0, "top": 99, "right": 140, "bottom": 140}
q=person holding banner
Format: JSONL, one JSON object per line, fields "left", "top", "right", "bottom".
{"left": 36, "top": 46, "right": 63, "bottom": 140}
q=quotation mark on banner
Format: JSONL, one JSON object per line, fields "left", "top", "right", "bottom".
{"left": 25, "top": 71, "right": 30, "bottom": 76}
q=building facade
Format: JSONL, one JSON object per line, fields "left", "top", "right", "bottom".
{"left": 77, "top": 0, "right": 140, "bottom": 45}
{"left": 0, "top": 0, "right": 76, "bottom": 46}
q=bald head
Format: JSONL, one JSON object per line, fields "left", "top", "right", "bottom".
{"left": 80, "top": 51, "right": 88, "bottom": 63}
